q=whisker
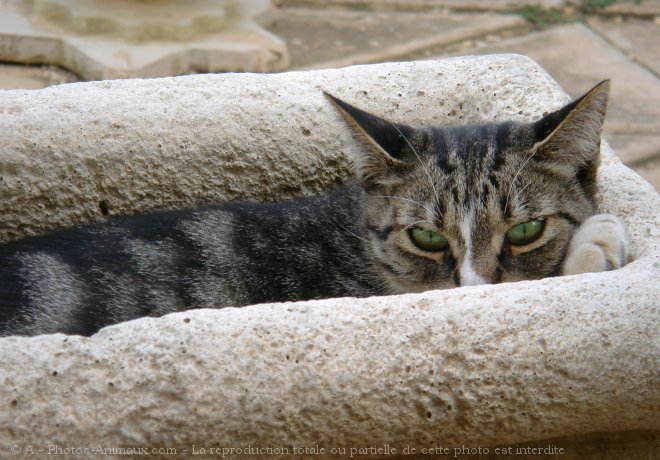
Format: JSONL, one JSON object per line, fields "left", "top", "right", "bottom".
{"left": 336, "top": 223, "right": 372, "bottom": 245}
{"left": 391, "top": 123, "right": 442, "bottom": 207}
{"left": 510, "top": 179, "right": 532, "bottom": 215}
{"left": 504, "top": 149, "right": 538, "bottom": 215}
{"left": 518, "top": 180, "right": 532, "bottom": 196}
{"left": 404, "top": 219, "right": 432, "bottom": 229}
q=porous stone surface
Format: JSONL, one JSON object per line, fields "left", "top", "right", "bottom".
{"left": 0, "top": 0, "right": 289, "bottom": 79}
{"left": 0, "top": 54, "right": 567, "bottom": 243}
{"left": 0, "top": 56, "right": 658, "bottom": 458}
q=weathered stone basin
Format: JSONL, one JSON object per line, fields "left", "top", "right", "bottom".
{"left": 0, "top": 55, "right": 658, "bottom": 459}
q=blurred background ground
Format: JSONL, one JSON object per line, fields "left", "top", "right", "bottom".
{"left": 1, "top": 0, "right": 658, "bottom": 190}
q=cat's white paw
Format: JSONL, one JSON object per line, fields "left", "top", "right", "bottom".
{"left": 562, "top": 214, "right": 631, "bottom": 276}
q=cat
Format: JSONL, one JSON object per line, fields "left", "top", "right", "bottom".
{"left": 0, "top": 80, "right": 630, "bottom": 337}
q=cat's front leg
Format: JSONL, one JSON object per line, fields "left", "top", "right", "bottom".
{"left": 562, "top": 214, "right": 631, "bottom": 276}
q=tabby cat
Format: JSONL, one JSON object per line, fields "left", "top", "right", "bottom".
{"left": 0, "top": 81, "right": 630, "bottom": 337}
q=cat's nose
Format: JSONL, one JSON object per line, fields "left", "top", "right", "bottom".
{"left": 459, "top": 260, "right": 488, "bottom": 286}
{"left": 460, "top": 270, "right": 488, "bottom": 286}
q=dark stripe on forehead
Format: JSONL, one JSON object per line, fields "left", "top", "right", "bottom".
{"left": 480, "top": 182, "right": 490, "bottom": 206}
{"left": 500, "top": 194, "right": 512, "bottom": 219}
{"left": 430, "top": 128, "right": 456, "bottom": 174}
{"left": 492, "top": 123, "right": 512, "bottom": 170}
{"left": 495, "top": 122, "right": 512, "bottom": 153}
{"left": 489, "top": 123, "right": 528, "bottom": 191}
{"left": 487, "top": 172, "right": 500, "bottom": 190}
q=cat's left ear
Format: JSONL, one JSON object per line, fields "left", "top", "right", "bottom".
{"left": 532, "top": 80, "right": 610, "bottom": 180}
{"left": 324, "top": 92, "right": 415, "bottom": 188}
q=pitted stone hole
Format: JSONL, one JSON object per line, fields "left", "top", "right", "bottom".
{"left": 98, "top": 200, "right": 109, "bottom": 215}
{"left": 183, "top": 318, "right": 191, "bottom": 324}
{"left": 426, "top": 411, "right": 432, "bottom": 419}
{"left": 405, "top": 365, "right": 411, "bottom": 373}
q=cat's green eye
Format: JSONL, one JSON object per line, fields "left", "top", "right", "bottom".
{"left": 506, "top": 219, "right": 545, "bottom": 246}
{"left": 409, "top": 227, "right": 448, "bottom": 252}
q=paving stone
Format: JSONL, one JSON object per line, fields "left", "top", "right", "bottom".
{"left": 635, "top": 158, "right": 660, "bottom": 191}
{"left": 600, "top": 0, "right": 660, "bottom": 18}
{"left": 587, "top": 16, "right": 660, "bottom": 76}
{"left": 270, "top": 8, "right": 526, "bottom": 68}
{"left": 275, "top": 0, "right": 565, "bottom": 12}
{"left": 0, "top": 0, "right": 289, "bottom": 80}
{"left": 0, "top": 63, "right": 79, "bottom": 90}
{"left": 441, "top": 23, "right": 660, "bottom": 172}
{"left": 605, "top": 134, "right": 660, "bottom": 166}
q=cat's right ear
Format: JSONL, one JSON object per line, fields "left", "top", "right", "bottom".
{"left": 531, "top": 81, "right": 609, "bottom": 180}
{"left": 324, "top": 92, "right": 414, "bottom": 188}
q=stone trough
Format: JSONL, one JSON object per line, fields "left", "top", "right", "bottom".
{"left": 0, "top": 55, "right": 658, "bottom": 459}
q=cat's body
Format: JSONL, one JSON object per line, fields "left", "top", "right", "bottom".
{"left": 0, "top": 81, "right": 630, "bottom": 337}
{"left": 0, "top": 183, "right": 385, "bottom": 336}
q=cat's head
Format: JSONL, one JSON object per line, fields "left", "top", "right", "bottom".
{"left": 326, "top": 81, "right": 609, "bottom": 292}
